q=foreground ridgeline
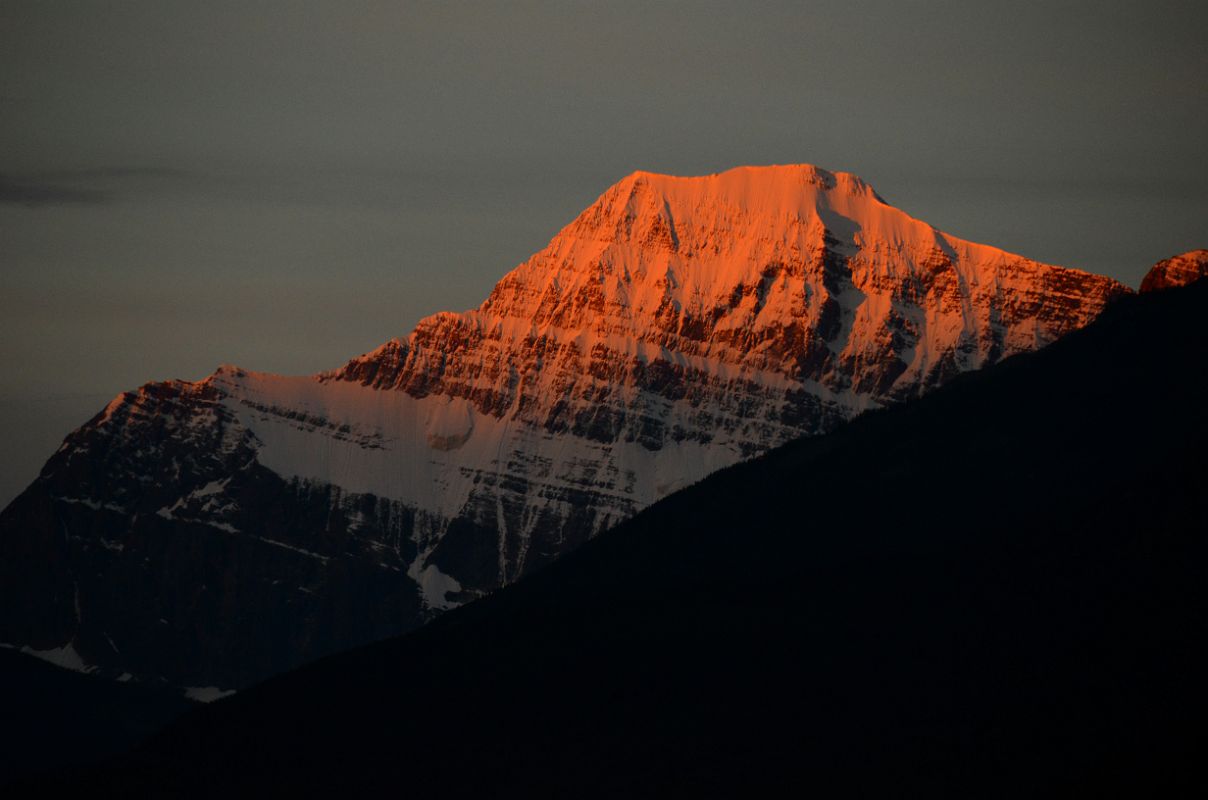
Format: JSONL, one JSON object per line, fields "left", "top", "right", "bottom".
{"left": 0, "top": 165, "right": 1135, "bottom": 690}
{"left": 43, "top": 267, "right": 1208, "bottom": 796}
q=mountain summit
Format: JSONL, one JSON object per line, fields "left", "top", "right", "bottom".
{"left": 0, "top": 165, "right": 1128, "bottom": 690}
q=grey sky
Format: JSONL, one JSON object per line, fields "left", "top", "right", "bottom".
{"left": 1, "top": 0, "right": 1206, "bottom": 505}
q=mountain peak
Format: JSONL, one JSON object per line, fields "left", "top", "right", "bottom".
{"left": 553, "top": 163, "right": 1068, "bottom": 278}
{"left": 605, "top": 163, "right": 881, "bottom": 212}
{"left": 2, "top": 163, "right": 1134, "bottom": 692}
{"left": 333, "top": 164, "right": 1129, "bottom": 435}
{"left": 1140, "top": 249, "right": 1208, "bottom": 293}
{"left": 626, "top": 162, "right": 845, "bottom": 183}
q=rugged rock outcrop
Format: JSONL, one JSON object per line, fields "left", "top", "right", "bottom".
{"left": 1140, "top": 249, "right": 1208, "bottom": 293}
{"left": 0, "top": 165, "right": 1130, "bottom": 690}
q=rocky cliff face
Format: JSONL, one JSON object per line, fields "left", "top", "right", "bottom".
{"left": 0, "top": 165, "right": 1130, "bottom": 691}
{"left": 1140, "top": 249, "right": 1208, "bottom": 293}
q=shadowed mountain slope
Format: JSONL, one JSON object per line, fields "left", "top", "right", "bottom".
{"left": 0, "top": 649, "right": 192, "bottom": 780}
{"left": 58, "top": 277, "right": 1208, "bottom": 796}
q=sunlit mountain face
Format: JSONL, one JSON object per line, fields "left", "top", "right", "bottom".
{"left": 1139, "top": 249, "right": 1208, "bottom": 293}
{"left": 0, "top": 165, "right": 1130, "bottom": 692}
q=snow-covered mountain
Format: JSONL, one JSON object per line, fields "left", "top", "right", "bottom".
{"left": 0, "top": 165, "right": 1132, "bottom": 691}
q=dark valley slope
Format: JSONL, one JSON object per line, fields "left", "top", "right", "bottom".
{"left": 0, "top": 649, "right": 192, "bottom": 779}
{"left": 58, "top": 276, "right": 1208, "bottom": 796}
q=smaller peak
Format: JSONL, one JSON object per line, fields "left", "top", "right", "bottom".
{"left": 210, "top": 363, "right": 248, "bottom": 379}
{"left": 831, "top": 169, "right": 885, "bottom": 200}
{"left": 1140, "top": 249, "right": 1208, "bottom": 293}
{"left": 200, "top": 364, "right": 255, "bottom": 387}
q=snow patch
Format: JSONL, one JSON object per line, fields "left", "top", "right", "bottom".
{"left": 156, "top": 504, "right": 240, "bottom": 534}
{"left": 184, "top": 686, "right": 236, "bottom": 703}
{"left": 409, "top": 560, "right": 463, "bottom": 611}
{"left": 253, "top": 536, "right": 330, "bottom": 562}
{"left": 55, "top": 496, "right": 127, "bottom": 514}
{"left": 18, "top": 641, "right": 95, "bottom": 674}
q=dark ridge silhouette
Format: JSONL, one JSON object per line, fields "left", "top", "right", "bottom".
{"left": 25, "top": 281, "right": 1208, "bottom": 796}
{"left": 0, "top": 649, "right": 192, "bottom": 779}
